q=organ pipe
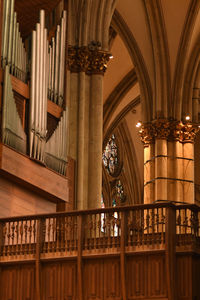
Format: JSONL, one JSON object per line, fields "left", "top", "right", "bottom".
{"left": 48, "top": 11, "right": 67, "bottom": 106}
{"left": 2, "top": 66, "right": 27, "bottom": 154}
{"left": 1, "top": 0, "right": 27, "bottom": 82}
{"left": 29, "top": 10, "right": 48, "bottom": 162}
{"left": 1, "top": 4, "right": 69, "bottom": 175}
{"left": 45, "top": 109, "right": 68, "bottom": 175}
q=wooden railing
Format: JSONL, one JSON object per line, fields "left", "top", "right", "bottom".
{"left": 0, "top": 202, "right": 199, "bottom": 259}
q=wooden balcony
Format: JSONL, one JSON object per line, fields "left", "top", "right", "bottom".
{"left": 0, "top": 202, "right": 200, "bottom": 300}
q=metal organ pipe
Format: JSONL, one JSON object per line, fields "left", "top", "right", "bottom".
{"left": 7, "top": 0, "right": 15, "bottom": 66}
{"left": 2, "top": 66, "right": 27, "bottom": 153}
{"left": 45, "top": 109, "right": 68, "bottom": 175}
{"left": 29, "top": 10, "right": 48, "bottom": 162}
{"left": 48, "top": 12, "right": 67, "bottom": 106}
{"left": 58, "top": 11, "right": 67, "bottom": 107}
{"left": 1, "top": 4, "right": 69, "bottom": 175}
{"left": 30, "top": 30, "right": 36, "bottom": 158}
{"left": 1, "top": 0, "right": 27, "bottom": 82}
{"left": 50, "top": 37, "right": 55, "bottom": 101}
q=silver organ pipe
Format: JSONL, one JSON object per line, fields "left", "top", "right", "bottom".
{"left": 58, "top": 11, "right": 67, "bottom": 107}
{"left": 48, "top": 11, "right": 67, "bottom": 106}
{"left": 2, "top": 66, "right": 27, "bottom": 154}
{"left": 45, "top": 109, "right": 68, "bottom": 175}
{"left": 1, "top": 5, "right": 69, "bottom": 175}
{"left": 29, "top": 10, "right": 48, "bottom": 162}
{"left": 1, "top": 0, "right": 27, "bottom": 82}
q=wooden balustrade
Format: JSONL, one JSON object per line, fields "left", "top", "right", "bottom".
{"left": 0, "top": 202, "right": 199, "bottom": 260}
{"left": 0, "top": 203, "right": 200, "bottom": 300}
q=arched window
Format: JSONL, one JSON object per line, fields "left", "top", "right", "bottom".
{"left": 112, "top": 179, "right": 126, "bottom": 204}
{"left": 102, "top": 134, "right": 118, "bottom": 175}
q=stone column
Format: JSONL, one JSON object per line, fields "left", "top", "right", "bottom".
{"left": 140, "top": 119, "right": 199, "bottom": 204}
{"left": 67, "top": 45, "right": 110, "bottom": 209}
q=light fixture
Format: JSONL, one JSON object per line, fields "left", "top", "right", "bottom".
{"left": 136, "top": 121, "right": 142, "bottom": 128}
{"left": 109, "top": 55, "right": 113, "bottom": 59}
{"left": 185, "top": 115, "right": 190, "bottom": 121}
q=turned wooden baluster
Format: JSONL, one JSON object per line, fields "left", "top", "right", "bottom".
{"left": 0, "top": 222, "right": 3, "bottom": 257}
{"left": 161, "top": 207, "right": 165, "bottom": 244}
{"left": 2, "top": 223, "right": 7, "bottom": 255}
{"left": 28, "top": 220, "right": 32, "bottom": 254}
{"left": 24, "top": 220, "right": 28, "bottom": 254}
{"left": 93, "top": 214, "right": 97, "bottom": 250}
{"left": 11, "top": 222, "right": 16, "bottom": 254}
{"left": 7, "top": 222, "right": 11, "bottom": 255}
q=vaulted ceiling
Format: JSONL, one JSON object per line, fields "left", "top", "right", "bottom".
{"left": 103, "top": 0, "right": 200, "bottom": 202}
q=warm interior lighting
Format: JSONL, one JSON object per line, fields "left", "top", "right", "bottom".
{"left": 109, "top": 55, "right": 113, "bottom": 59}
{"left": 136, "top": 122, "right": 142, "bottom": 128}
{"left": 185, "top": 115, "right": 190, "bottom": 121}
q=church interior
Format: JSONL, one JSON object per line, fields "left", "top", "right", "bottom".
{"left": 0, "top": 0, "right": 200, "bottom": 299}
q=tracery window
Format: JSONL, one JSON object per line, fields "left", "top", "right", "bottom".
{"left": 102, "top": 134, "right": 118, "bottom": 175}
{"left": 102, "top": 133, "right": 127, "bottom": 207}
{"left": 113, "top": 179, "right": 126, "bottom": 204}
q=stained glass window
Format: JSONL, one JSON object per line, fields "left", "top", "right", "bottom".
{"left": 102, "top": 134, "right": 118, "bottom": 175}
{"left": 101, "top": 194, "right": 105, "bottom": 233}
{"left": 115, "top": 179, "right": 125, "bottom": 202}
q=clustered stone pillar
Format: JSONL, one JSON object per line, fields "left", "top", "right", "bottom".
{"left": 67, "top": 45, "right": 110, "bottom": 209}
{"left": 140, "top": 119, "right": 199, "bottom": 204}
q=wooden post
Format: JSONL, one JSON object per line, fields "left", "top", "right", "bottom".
{"left": 35, "top": 218, "right": 45, "bottom": 300}
{"left": 120, "top": 211, "right": 127, "bottom": 300}
{"left": 0, "top": 221, "right": 3, "bottom": 283}
{"left": 0, "top": 0, "right": 3, "bottom": 111}
{"left": 0, "top": 221, "right": 3, "bottom": 255}
{"left": 165, "top": 205, "right": 177, "bottom": 300}
{"left": 77, "top": 215, "right": 83, "bottom": 300}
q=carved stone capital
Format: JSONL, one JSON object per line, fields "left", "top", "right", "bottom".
{"left": 139, "top": 119, "right": 200, "bottom": 145}
{"left": 87, "top": 50, "right": 111, "bottom": 75}
{"left": 67, "top": 45, "right": 111, "bottom": 75}
{"left": 67, "top": 46, "right": 89, "bottom": 72}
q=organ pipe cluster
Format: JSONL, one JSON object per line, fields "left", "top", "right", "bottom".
{"left": 29, "top": 10, "right": 48, "bottom": 162}
{"left": 2, "top": 66, "right": 27, "bottom": 154}
{"left": 48, "top": 11, "right": 67, "bottom": 107}
{"left": 29, "top": 10, "right": 68, "bottom": 175}
{"left": 1, "top": 0, "right": 27, "bottom": 82}
{"left": 1, "top": 3, "right": 68, "bottom": 176}
{"left": 45, "top": 109, "right": 68, "bottom": 175}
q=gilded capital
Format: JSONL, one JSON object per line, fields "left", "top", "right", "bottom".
{"left": 67, "top": 46, "right": 89, "bottom": 72}
{"left": 67, "top": 45, "right": 111, "bottom": 75}
{"left": 139, "top": 119, "right": 200, "bottom": 145}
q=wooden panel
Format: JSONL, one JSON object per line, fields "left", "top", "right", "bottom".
{"left": 148, "top": 254, "right": 167, "bottom": 298}
{"left": 41, "top": 261, "right": 77, "bottom": 300}
{"left": 127, "top": 256, "right": 146, "bottom": 299}
{"left": 14, "top": 91, "right": 26, "bottom": 129}
{"left": 84, "top": 259, "right": 104, "bottom": 300}
{"left": 0, "top": 143, "right": 71, "bottom": 203}
{"left": 177, "top": 255, "right": 192, "bottom": 300}
{"left": 47, "top": 113, "right": 59, "bottom": 140}
{"left": 0, "top": 264, "right": 35, "bottom": 300}
{"left": 104, "top": 258, "right": 121, "bottom": 300}
{"left": 0, "top": 176, "right": 56, "bottom": 218}
{"left": 11, "top": 75, "right": 29, "bottom": 99}
{"left": 47, "top": 99, "right": 63, "bottom": 119}
{"left": 62, "top": 262, "right": 77, "bottom": 300}
{"left": 192, "top": 256, "right": 200, "bottom": 300}
{"left": 42, "top": 263, "right": 60, "bottom": 300}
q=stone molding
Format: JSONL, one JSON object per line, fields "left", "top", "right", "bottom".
{"left": 67, "top": 45, "right": 111, "bottom": 75}
{"left": 139, "top": 119, "right": 200, "bottom": 145}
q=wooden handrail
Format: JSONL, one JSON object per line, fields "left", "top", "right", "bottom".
{"left": 0, "top": 202, "right": 178, "bottom": 222}
{"left": 0, "top": 201, "right": 199, "bottom": 223}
